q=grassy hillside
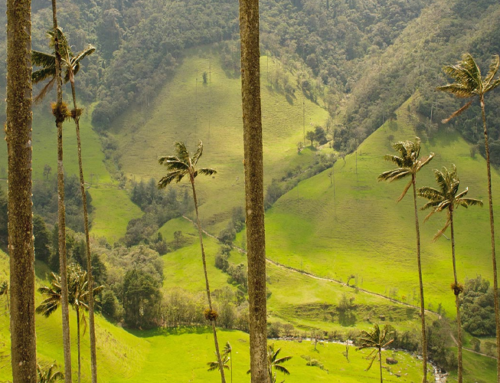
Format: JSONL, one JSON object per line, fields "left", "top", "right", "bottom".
{"left": 0, "top": 103, "right": 142, "bottom": 243}
{"left": 0, "top": 247, "right": 434, "bottom": 383}
{"left": 265, "top": 96, "right": 500, "bottom": 316}
{"left": 111, "top": 47, "right": 330, "bottom": 234}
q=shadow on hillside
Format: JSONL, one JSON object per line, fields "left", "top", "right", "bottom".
{"left": 125, "top": 326, "right": 238, "bottom": 339}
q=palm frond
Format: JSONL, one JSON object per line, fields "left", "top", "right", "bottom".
{"left": 194, "top": 168, "right": 217, "bottom": 178}
{"left": 436, "top": 84, "right": 473, "bottom": 99}
{"left": 417, "top": 153, "right": 434, "bottom": 171}
{"left": 433, "top": 219, "right": 451, "bottom": 241}
{"left": 486, "top": 78, "right": 500, "bottom": 93}
{"left": 34, "top": 77, "right": 56, "bottom": 104}
{"left": 174, "top": 142, "right": 190, "bottom": 163}
{"left": 32, "top": 50, "right": 56, "bottom": 69}
{"left": 457, "top": 197, "right": 483, "bottom": 209}
{"left": 158, "top": 171, "right": 186, "bottom": 188}
{"left": 191, "top": 141, "right": 204, "bottom": 165}
{"left": 441, "top": 100, "right": 473, "bottom": 124}
{"left": 382, "top": 155, "right": 404, "bottom": 167}
{"left": 158, "top": 156, "right": 180, "bottom": 165}
{"left": 378, "top": 168, "right": 410, "bottom": 182}
{"left": 273, "top": 364, "right": 291, "bottom": 375}
{"left": 397, "top": 180, "right": 412, "bottom": 202}
{"left": 418, "top": 186, "right": 443, "bottom": 202}
{"left": 461, "top": 53, "right": 482, "bottom": 89}
{"left": 484, "top": 55, "right": 500, "bottom": 88}
{"left": 32, "top": 66, "right": 56, "bottom": 85}
{"left": 71, "top": 45, "right": 96, "bottom": 69}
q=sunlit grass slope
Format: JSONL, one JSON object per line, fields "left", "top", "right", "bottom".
{"left": 0, "top": 103, "right": 142, "bottom": 243}
{"left": 265, "top": 97, "right": 500, "bottom": 315}
{"left": 0, "top": 250, "right": 150, "bottom": 382}
{"left": 161, "top": 219, "right": 438, "bottom": 335}
{"left": 111, "top": 47, "right": 329, "bottom": 233}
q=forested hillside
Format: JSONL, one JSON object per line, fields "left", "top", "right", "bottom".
{"left": 1, "top": 0, "right": 499, "bottom": 158}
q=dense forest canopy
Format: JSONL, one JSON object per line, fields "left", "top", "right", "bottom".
{"left": 0, "top": 0, "right": 499, "bottom": 160}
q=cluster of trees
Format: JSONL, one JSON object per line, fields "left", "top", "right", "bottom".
{"left": 121, "top": 178, "right": 192, "bottom": 250}
{"left": 33, "top": 175, "right": 94, "bottom": 233}
{"left": 265, "top": 152, "right": 336, "bottom": 209}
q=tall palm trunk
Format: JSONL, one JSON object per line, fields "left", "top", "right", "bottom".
{"left": 238, "top": 0, "right": 268, "bottom": 382}
{"left": 449, "top": 209, "right": 463, "bottom": 383}
{"left": 378, "top": 347, "right": 383, "bottom": 383}
{"left": 70, "top": 79, "right": 98, "bottom": 383}
{"left": 51, "top": 1, "right": 72, "bottom": 381}
{"left": 412, "top": 176, "right": 428, "bottom": 382}
{"left": 76, "top": 305, "right": 81, "bottom": 383}
{"left": 189, "top": 176, "right": 226, "bottom": 383}
{"left": 480, "top": 96, "right": 500, "bottom": 382}
{"left": 6, "top": 0, "right": 37, "bottom": 380}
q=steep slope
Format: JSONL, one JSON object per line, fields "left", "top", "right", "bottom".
{"left": 265, "top": 96, "right": 500, "bottom": 316}
{"left": 111, "top": 49, "right": 329, "bottom": 233}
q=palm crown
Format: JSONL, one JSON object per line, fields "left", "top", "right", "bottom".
{"left": 437, "top": 53, "right": 500, "bottom": 123}
{"left": 419, "top": 165, "right": 483, "bottom": 240}
{"left": 378, "top": 138, "right": 434, "bottom": 201}
{"left": 357, "top": 324, "right": 395, "bottom": 371}
{"left": 32, "top": 27, "right": 95, "bottom": 102}
{"left": 158, "top": 141, "right": 216, "bottom": 188}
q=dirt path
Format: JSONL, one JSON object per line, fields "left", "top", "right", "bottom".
{"left": 182, "top": 215, "right": 438, "bottom": 316}
{"left": 449, "top": 333, "right": 495, "bottom": 360}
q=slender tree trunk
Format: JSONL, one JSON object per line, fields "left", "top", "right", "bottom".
{"left": 189, "top": 177, "right": 226, "bottom": 383}
{"left": 480, "top": 97, "right": 500, "bottom": 383}
{"left": 6, "top": 0, "right": 37, "bottom": 379}
{"left": 412, "top": 177, "right": 428, "bottom": 383}
{"left": 379, "top": 348, "right": 383, "bottom": 383}
{"left": 76, "top": 306, "right": 81, "bottom": 383}
{"left": 449, "top": 210, "right": 463, "bottom": 383}
{"left": 70, "top": 80, "right": 98, "bottom": 383}
{"left": 238, "top": 0, "right": 268, "bottom": 382}
{"left": 51, "top": 1, "right": 72, "bottom": 381}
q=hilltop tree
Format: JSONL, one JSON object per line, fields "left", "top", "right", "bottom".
{"left": 438, "top": 54, "right": 500, "bottom": 381}
{"left": 32, "top": 28, "right": 98, "bottom": 383}
{"left": 239, "top": 0, "right": 269, "bottom": 380}
{"left": 157, "top": 141, "right": 225, "bottom": 382}
{"left": 378, "top": 138, "right": 433, "bottom": 382}
{"left": 357, "top": 324, "right": 395, "bottom": 383}
{"left": 6, "top": 0, "right": 37, "bottom": 378}
{"left": 419, "top": 165, "right": 483, "bottom": 382}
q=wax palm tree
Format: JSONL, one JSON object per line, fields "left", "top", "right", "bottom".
{"left": 37, "top": 362, "right": 64, "bottom": 382}
{"left": 266, "top": 344, "right": 292, "bottom": 383}
{"left": 248, "top": 344, "right": 292, "bottom": 383}
{"left": 37, "top": 265, "right": 102, "bottom": 383}
{"left": 49, "top": 2, "right": 71, "bottom": 380}
{"left": 238, "top": 0, "right": 268, "bottom": 381}
{"left": 7, "top": 0, "right": 37, "bottom": 378}
{"left": 208, "top": 342, "right": 233, "bottom": 383}
{"left": 378, "top": 138, "right": 433, "bottom": 382}
{"left": 357, "top": 324, "right": 395, "bottom": 383}
{"left": 158, "top": 141, "right": 225, "bottom": 382}
{"left": 438, "top": 54, "right": 500, "bottom": 381}
{"left": 32, "top": 28, "right": 98, "bottom": 383}
{"left": 418, "top": 165, "right": 482, "bottom": 383}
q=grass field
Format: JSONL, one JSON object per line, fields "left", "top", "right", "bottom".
{"left": 111, "top": 47, "right": 329, "bottom": 235}
{"left": 264, "top": 98, "right": 500, "bottom": 317}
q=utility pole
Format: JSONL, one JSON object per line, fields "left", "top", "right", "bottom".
{"left": 208, "top": 60, "right": 211, "bottom": 143}
{"left": 303, "top": 99, "right": 305, "bottom": 145}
